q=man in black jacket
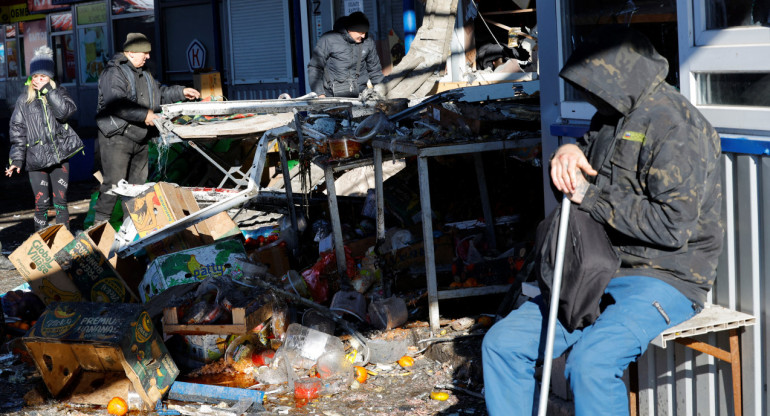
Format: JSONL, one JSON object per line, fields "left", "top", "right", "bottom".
{"left": 307, "top": 12, "right": 385, "bottom": 98}
{"left": 482, "top": 27, "right": 723, "bottom": 416}
{"left": 93, "top": 33, "right": 199, "bottom": 222}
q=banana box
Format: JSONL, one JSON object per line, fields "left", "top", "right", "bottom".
{"left": 22, "top": 302, "right": 179, "bottom": 409}
{"left": 9, "top": 224, "right": 83, "bottom": 305}
{"left": 53, "top": 228, "right": 140, "bottom": 303}
{"left": 122, "top": 182, "right": 240, "bottom": 260}
{"left": 138, "top": 239, "right": 248, "bottom": 303}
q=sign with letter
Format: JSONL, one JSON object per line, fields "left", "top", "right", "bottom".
{"left": 344, "top": 0, "right": 362, "bottom": 15}
{"left": 186, "top": 39, "right": 206, "bottom": 72}
{"left": 10, "top": 3, "right": 44, "bottom": 22}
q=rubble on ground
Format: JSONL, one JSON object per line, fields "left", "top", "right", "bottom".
{"left": 0, "top": 82, "right": 543, "bottom": 415}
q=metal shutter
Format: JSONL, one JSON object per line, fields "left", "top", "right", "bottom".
{"left": 228, "top": 0, "right": 292, "bottom": 84}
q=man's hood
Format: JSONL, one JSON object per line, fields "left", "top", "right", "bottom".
{"left": 559, "top": 27, "right": 669, "bottom": 116}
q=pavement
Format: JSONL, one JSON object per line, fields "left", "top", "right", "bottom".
{"left": 0, "top": 172, "right": 98, "bottom": 293}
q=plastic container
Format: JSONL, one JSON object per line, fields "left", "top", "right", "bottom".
{"left": 329, "top": 290, "right": 366, "bottom": 321}
{"left": 328, "top": 137, "right": 362, "bottom": 160}
{"left": 281, "top": 270, "right": 311, "bottom": 298}
{"left": 368, "top": 297, "right": 409, "bottom": 330}
{"left": 302, "top": 309, "right": 335, "bottom": 335}
{"left": 294, "top": 377, "right": 322, "bottom": 401}
{"left": 282, "top": 323, "right": 345, "bottom": 362}
{"left": 316, "top": 346, "right": 353, "bottom": 380}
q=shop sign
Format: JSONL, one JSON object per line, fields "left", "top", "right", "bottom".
{"left": 186, "top": 39, "right": 206, "bottom": 72}
{"left": 28, "top": 0, "right": 69, "bottom": 14}
{"left": 0, "top": 7, "right": 9, "bottom": 23}
{"left": 9, "top": 3, "right": 44, "bottom": 22}
{"left": 344, "top": 0, "right": 363, "bottom": 15}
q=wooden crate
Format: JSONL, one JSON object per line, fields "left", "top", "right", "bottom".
{"left": 162, "top": 301, "right": 273, "bottom": 336}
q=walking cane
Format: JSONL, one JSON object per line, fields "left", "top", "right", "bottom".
{"left": 536, "top": 195, "right": 572, "bottom": 416}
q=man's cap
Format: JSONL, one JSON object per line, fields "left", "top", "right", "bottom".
{"left": 29, "top": 46, "right": 54, "bottom": 78}
{"left": 346, "top": 11, "right": 369, "bottom": 33}
{"left": 124, "top": 32, "right": 151, "bottom": 53}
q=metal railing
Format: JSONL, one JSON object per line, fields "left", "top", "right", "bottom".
{"left": 633, "top": 135, "right": 768, "bottom": 416}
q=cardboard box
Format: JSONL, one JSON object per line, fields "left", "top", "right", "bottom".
{"left": 53, "top": 229, "right": 139, "bottom": 303}
{"left": 84, "top": 222, "right": 147, "bottom": 297}
{"left": 181, "top": 334, "right": 229, "bottom": 364}
{"left": 345, "top": 235, "right": 377, "bottom": 258}
{"left": 247, "top": 239, "right": 290, "bottom": 277}
{"left": 138, "top": 239, "right": 249, "bottom": 303}
{"left": 8, "top": 225, "right": 82, "bottom": 304}
{"left": 123, "top": 182, "right": 241, "bottom": 259}
{"left": 23, "top": 302, "right": 179, "bottom": 408}
{"left": 193, "top": 71, "right": 223, "bottom": 101}
{"left": 380, "top": 235, "right": 454, "bottom": 271}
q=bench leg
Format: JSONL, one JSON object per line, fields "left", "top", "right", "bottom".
{"left": 729, "top": 328, "right": 742, "bottom": 416}
{"left": 628, "top": 360, "right": 638, "bottom": 416}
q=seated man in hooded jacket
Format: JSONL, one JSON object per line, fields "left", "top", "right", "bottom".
{"left": 482, "top": 26, "right": 724, "bottom": 416}
{"left": 308, "top": 11, "right": 385, "bottom": 98}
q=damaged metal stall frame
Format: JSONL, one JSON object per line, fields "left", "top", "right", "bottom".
{"left": 115, "top": 96, "right": 382, "bottom": 258}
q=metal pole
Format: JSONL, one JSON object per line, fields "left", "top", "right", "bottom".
{"left": 537, "top": 196, "right": 571, "bottom": 416}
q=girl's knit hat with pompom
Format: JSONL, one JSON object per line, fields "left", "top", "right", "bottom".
{"left": 29, "top": 46, "right": 54, "bottom": 78}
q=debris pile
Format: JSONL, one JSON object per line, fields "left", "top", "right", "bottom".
{"left": 0, "top": 81, "right": 543, "bottom": 414}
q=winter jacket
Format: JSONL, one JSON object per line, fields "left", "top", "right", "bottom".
{"left": 95, "top": 53, "right": 185, "bottom": 143}
{"left": 307, "top": 29, "right": 384, "bottom": 97}
{"left": 8, "top": 86, "right": 83, "bottom": 171}
{"left": 559, "top": 29, "right": 724, "bottom": 306}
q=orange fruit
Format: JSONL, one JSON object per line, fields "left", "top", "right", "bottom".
{"left": 107, "top": 397, "right": 128, "bottom": 416}
{"left": 354, "top": 366, "right": 368, "bottom": 383}
{"left": 463, "top": 277, "right": 478, "bottom": 287}
{"left": 397, "top": 356, "right": 414, "bottom": 368}
{"left": 18, "top": 322, "right": 29, "bottom": 331}
{"left": 477, "top": 316, "right": 494, "bottom": 328}
{"left": 449, "top": 281, "right": 462, "bottom": 288}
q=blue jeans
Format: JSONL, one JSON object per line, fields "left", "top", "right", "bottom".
{"left": 482, "top": 276, "right": 698, "bottom": 416}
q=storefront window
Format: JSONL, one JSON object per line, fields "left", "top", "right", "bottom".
{"left": 112, "top": 0, "right": 153, "bottom": 16}
{"left": 695, "top": 72, "right": 770, "bottom": 106}
{"left": 23, "top": 20, "right": 48, "bottom": 79}
{"left": 0, "top": 43, "right": 6, "bottom": 79}
{"left": 7, "top": 39, "right": 19, "bottom": 78}
{"left": 51, "top": 11, "right": 75, "bottom": 85}
{"left": 560, "top": 0, "right": 679, "bottom": 117}
{"left": 76, "top": 3, "right": 107, "bottom": 25}
{"left": 706, "top": 0, "right": 770, "bottom": 29}
{"left": 78, "top": 26, "right": 108, "bottom": 83}
{"left": 51, "top": 35, "right": 76, "bottom": 84}
{"left": 681, "top": 1, "right": 770, "bottom": 131}
{"left": 51, "top": 11, "right": 74, "bottom": 32}
{"left": 76, "top": 3, "right": 108, "bottom": 84}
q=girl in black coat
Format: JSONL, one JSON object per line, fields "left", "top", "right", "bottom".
{"left": 6, "top": 46, "right": 83, "bottom": 231}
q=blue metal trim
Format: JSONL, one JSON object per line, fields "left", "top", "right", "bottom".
{"left": 550, "top": 123, "right": 588, "bottom": 138}
{"left": 720, "top": 136, "right": 770, "bottom": 156}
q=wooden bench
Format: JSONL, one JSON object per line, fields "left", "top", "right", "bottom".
{"left": 628, "top": 304, "right": 756, "bottom": 416}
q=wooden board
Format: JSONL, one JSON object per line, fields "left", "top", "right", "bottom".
{"left": 162, "top": 301, "right": 274, "bottom": 336}
{"left": 169, "top": 113, "right": 295, "bottom": 139}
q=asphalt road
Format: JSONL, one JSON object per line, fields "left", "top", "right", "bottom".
{"left": 0, "top": 172, "right": 98, "bottom": 294}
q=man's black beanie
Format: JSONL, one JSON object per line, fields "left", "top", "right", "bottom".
{"left": 346, "top": 11, "right": 369, "bottom": 33}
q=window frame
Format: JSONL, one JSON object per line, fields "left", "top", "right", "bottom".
{"left": 74, "top": 1, "right": 110, "bottom": 85}
{"left": 678, "top": 1, "right": 770, "bottom": 132}
{"left": 226, "top": 0, "right": 293, "bottom": 85}
{"left": 49, "top": 10, "right": 77, "bottom": 87}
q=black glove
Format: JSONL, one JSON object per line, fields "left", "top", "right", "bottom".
{"left": 39, "top": 83, "right": 53, "bottom": 95}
